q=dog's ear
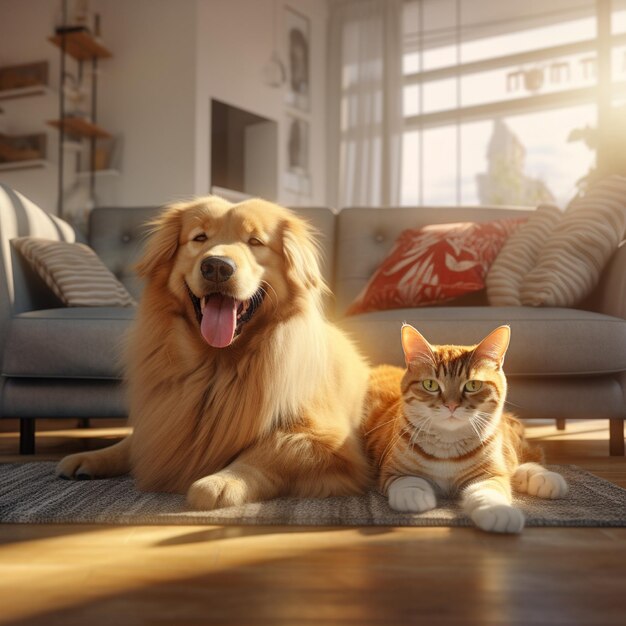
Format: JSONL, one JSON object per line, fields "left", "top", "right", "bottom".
{"left": 282, "top": 214, "right": 327, "bottom": 293}
{"left": 136, "top": 203, "right": 186, "bottom": 278}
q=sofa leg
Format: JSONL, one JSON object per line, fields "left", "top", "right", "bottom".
{"left": 19, "top": 419, "right": 35, "bottom": 455}
{"left": 609, "top": 419, "right": 625, "bottom": 456}
{"left": 556, "top": 418, "right": 566, "bottom": 430}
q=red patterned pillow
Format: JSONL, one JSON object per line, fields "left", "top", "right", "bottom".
{"left": 346, "top": 218, "right": 526, "bottom": 315}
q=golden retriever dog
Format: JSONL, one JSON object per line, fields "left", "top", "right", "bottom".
{"left": 56, "top": 196, "right": 371, "bottom": 510}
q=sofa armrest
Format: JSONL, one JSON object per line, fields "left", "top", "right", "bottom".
{"left": 586, "top": 241, "right": 626, "bottom": 319}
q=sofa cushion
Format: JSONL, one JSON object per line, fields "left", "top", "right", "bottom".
{"left": 339, "top": 306, "right": 626, "bottom": 376}
{"left": 346, "top": 218, "right": 525, "bottom": 315}
{"left": 486, "top": 204, "right": 562, "bottom": 306}
{"left": 521, "top": 175, "right": 626, "bottom": 307}
{"left": 13, "top": 237, "right": 136, "bottom": 307}
{"left": 334, "top": 206, "right": 533, "bottom": 313}
{"left": 1, "top": 307, "right": 136, "bottom": 379}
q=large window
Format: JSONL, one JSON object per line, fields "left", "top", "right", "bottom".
{"left": 401, "top": 0, "right": 626, "bottom": 206}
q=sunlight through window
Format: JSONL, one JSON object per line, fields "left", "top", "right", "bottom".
{"left": 400, "top": 0, "right": 618, "bottom": 207}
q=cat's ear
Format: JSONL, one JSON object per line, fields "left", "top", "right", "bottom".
{"left": 474, "top": 325, "right": 511, "bottom": 368}
{"left": 401, "top": 324, "right": 434, "bottom": 367}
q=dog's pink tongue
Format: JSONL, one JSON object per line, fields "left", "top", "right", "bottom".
{"left": 201, "top": 294, "right": 237, "bottom": 348}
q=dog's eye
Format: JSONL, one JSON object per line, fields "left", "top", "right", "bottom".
{"left": 248, "top": 237, "right": 264, "bottom": 247}
{"left": 192, "top": 233, "right": 207, "bottom": 243}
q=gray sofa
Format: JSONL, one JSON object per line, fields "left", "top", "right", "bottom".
{"left": 1, "top": 183, "right": 625, "bottom": 455}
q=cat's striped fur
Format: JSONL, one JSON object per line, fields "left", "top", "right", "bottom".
{"left": 363, "top": 325, "right": 568, "bottom": 533}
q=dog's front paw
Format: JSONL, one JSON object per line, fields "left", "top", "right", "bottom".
{"left": 55, "top": 452, "right": 99, "bottom": 480}
{"left": 187, "top": 471, "right": 250, "bottom": 511}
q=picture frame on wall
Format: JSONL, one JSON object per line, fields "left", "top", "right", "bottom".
{"left": 284, "top": 6, "right": 310, "bottom": 112}
{"left": 284, "top": 114, "right": 311, "bottom": 196}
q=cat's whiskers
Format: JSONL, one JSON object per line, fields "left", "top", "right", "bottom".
{"left": 471, "top": 414, "right": 490, "bottom": 428}
{"left": 470, "top": 413, "right": 490, "bottom": 432}
{"left": 409, "top": 415, "right": 432, "bottom": 447}
{"left": 379, "top": 424, "right": 412, "bottom": 467}
{"left": 364, "top": 417, "right": 397, "bottom": 436}
{"left": 467, "top": 416, "right": 484, "bottom": 442}
{"left": 472, "top": 410, "right": 501, "bottom": 442}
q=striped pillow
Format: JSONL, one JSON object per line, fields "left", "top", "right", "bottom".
{"left": 520, "top": 175, "right": 626, "bottom": 307}
{"left": 13, "top": 237, "right": 136, "bottom": 307}
{"left": 486, "top": 204, "right": 562, "bottom": 306}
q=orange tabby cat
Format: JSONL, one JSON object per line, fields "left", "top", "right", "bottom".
{"left": 364, "top": 324, "right": 567, "bottom": 533}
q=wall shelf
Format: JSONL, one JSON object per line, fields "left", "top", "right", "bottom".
{"left": 48, "top": 31, "right": 112, "bottom": 61}
{"left": 0, "top": 85, "right": 54, "bottom": 101}
{"left": 48, "top": 21, "right": 114, "bottom": 217}
{"left": 0, "top": 159, "right": 48, "bottom": 172}
{"left": 47, "top": 117, "right": 111, "bottom": 138}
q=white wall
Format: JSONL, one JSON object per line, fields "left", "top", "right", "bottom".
{"left": 96, "top": 0, "right": 197, "bottom": 207}
{"left": 0, "top": 0, "right": 327, "bottom": 215}
{"left": 195, "top": 0, "right": 328, "bottom": 206}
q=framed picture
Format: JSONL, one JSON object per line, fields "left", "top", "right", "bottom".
{"left": 284, "top": 6, "right": 310, "bottom": 112}
{"left": 285, "top": 115, "right": 311, "bottom": 195}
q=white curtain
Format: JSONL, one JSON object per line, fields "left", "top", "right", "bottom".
{"left": 327, "top": 0, "right": 404, "bottom": 208}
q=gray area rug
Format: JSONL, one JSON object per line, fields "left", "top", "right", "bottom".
{"left": 0, "top": 462, "right": 625, "bottom": 527}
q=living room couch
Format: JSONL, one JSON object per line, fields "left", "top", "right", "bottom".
{"left": 1, "top": 183, "right": 625, "bottom": 455}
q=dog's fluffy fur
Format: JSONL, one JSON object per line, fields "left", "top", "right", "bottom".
{"left": 56, "top": 196, "right": 371, "bottom": 509}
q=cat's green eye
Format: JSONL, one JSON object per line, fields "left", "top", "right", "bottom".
{"left": 464, "top": 380, "right": 483, "bottom": 393}
{"left": 422, "top": 379, "right": 439, "bottom": 392}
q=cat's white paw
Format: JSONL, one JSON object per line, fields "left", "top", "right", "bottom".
{"left": 388, "top": 476, "right": 437, "bottom": 513}
{"left": 513, "top": 463, "right": 568, "bottom": 499}
{"left": 527, "top": 471, "right": 568, "bottom": 499}
{"left": 471, "top": 504, "right": 525, "bottom": 534}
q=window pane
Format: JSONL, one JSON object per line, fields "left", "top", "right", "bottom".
{"left": 401, "top": 130, "right": 421, "bottom": 205}
{"left": 472, "top": 106, "right": 596, "bottom": 207}
{"left": 613, "top": 0, "right": 626, "bottom": 35}
{"left": 460, "top": 1, "right": 596, "bottom": 64}
{"left": 460, "top": 121, "right": 491, "bottom": 205}
{"left": 423, "top": 78, "right": 457, "bottom": 113}
{"left": 613, "top": 45, "right": 626, "bottom": 82}
{"left": 402, "top": 1, "right": 421, "bottom": 75}
{"left": 403, "top": 51, "right": 420, "bottom": 75}
{"left": 399, "top": 0, "right": 602, "bottom": 208}
{"left": 422, "top": 127, "right": 457, "bottom": 205}
{"left": 422, "top": 0, "right": 458, "bottom": 71}
{"left": 461, "top": 52, "right": 597, "bottom": 108}
{"left": 403, "top": 84, "right": 420, "bottom": 117}
{"left": 403, "top": 0, "right": 458, "bottom": 73}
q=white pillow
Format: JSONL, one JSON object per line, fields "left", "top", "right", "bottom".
{"left": 486, "top": 204, "right": 562, "bottom": 306}
{"left": 520, "top": 175, "right": 626, "bottom": 307}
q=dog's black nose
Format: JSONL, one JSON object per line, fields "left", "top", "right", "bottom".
{"left": 201, "top": 256, "right": 236, "bottom": 282}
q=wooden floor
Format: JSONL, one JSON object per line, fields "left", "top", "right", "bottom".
{"left": 0, "top": 419, "right": 625, "bottom": 626}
